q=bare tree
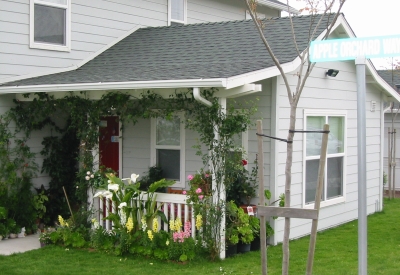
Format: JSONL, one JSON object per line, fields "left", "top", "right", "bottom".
{"left": 244, "top": 0, "right": 346, "bottom": 274}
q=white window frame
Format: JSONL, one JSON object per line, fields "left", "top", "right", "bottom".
{"left": 303, "top": 109, "right": 347, "bottom": 209}
{"left": 30, "top": 0, "right": 71, "bottom": 52}
{"left": 168, "top": 0, "right": 187, "bottom": 25}
{"left": 151, "top": 113, "right": 185, "bottom": 187}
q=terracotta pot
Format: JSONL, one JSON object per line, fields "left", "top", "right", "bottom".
{"left": 240, "top": 205, "right": 257, "bottom": 215}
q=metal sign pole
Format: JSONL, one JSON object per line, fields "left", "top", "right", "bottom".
{"left": 355, "top": 56, "right": 367, "bottom": 275}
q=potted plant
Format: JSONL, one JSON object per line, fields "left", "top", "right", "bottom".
{"left": 33, "top": 189, "right": 48, "bottom": 225}
{"left": 226, "top": 201, "right": 254, "bottom": 254}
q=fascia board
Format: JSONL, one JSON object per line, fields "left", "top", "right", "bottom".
{"left": 0, "top": 79, "right": 227, "bottom": 94}
{"left": 257, "top": 0, "right": 299, "bottom": 14}
{"left": 0, "top": 25, "right": 141, "bottom": 85}
{"left": 225, "top": 58, "right": 301, "bottom": 89}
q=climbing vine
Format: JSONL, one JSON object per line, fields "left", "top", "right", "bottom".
{"left": 0, "top": 89, "right": 257, "bottom": 230}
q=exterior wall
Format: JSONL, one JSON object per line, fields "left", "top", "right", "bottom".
{"left": 271, "top": 60, "right": 383, "bottom": 244}
{"left": 120, "top": 83, "right": 274, "bottom": 191}
{"left": 384, "top": 112, "right": 400, "bottom": 191}
{"left": 0, "top": 0, "right": 279, "bottom": 82}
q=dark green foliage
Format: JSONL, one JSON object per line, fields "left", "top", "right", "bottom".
{"left": 139, "top": 166, "right": 164, "bottom": 192}
{"left": 40, "top": 119, "right": 80, "bottom": 225}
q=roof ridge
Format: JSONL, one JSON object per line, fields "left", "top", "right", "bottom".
{"left": 140, "top": 13, "right": 324, "bottom": 31}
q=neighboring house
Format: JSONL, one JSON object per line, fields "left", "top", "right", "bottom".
{"left": 377, "top": 69, "right": 400, "bottom": 191}
{"left": 1, "top": 1, "right": 399, "bottom": 245}
{"left": 0, "top": 0, "right": 296, "bottom": 82}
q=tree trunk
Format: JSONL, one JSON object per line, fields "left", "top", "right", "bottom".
{"left": 282, "top": 103, "right": 296, "bottom": 275}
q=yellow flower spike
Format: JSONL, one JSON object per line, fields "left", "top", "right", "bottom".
{"left": 196, "top": 214, "right": 203, "bottom": 230}
{"left": 147, "top": 230, "right": 154, "bottom": 241}
{"left": 126, "top": 217, "right": 134, "bottom": 233}
{"left": 58, "top": 215, "right": 65, "bottom": 227}
{"left": 152, "top": 218, "right": 158, "bottom": 232}
{"left": 175, "top": 218, "right": 182, "bottom": 232}
{"left": 169, "top": 219, "right": 175, "bottom": 231}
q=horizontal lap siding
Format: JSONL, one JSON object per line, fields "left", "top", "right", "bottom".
{"left": 383, "top": 112, "right": 400, "bottom": 190}
{"left": 1, "top": 0, "right": 166, "bottom": 80}
{"left": 272, "top": 61, "right": 383, "bottom": 244}
{"left": 122, "top": 119, "right": 151, "bottom": 179}
{"left": 1, "top": 0, "right": 280, "bottom": 81}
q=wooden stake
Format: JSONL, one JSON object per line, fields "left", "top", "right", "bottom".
{"left": 306, "top": 124, "right": 329, "bottom": 275}
{"left": 62, "top": 186, "right": 75, "bottom": 223}
{"left": 257, "top": 120, "right": 267, "bottom": 275}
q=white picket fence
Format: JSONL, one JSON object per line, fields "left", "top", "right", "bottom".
{"left": 90, "top": 192, "right": 196, "bottom": 237}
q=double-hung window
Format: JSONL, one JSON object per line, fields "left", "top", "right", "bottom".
{"left": 30, "top": 0, "right": 71, "bottom": 51}
{"left": 304, "top": 110, "right": 346, "bottom": 207}
{"left": 151, "top": 114, "right": 185, "bottom": 187}
{"left": 168, "top": 0, "right": 187, "bottom": 25}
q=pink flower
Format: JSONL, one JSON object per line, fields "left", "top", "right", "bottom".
{"left": 182, "top": 191, "right": 187, "bottom": 195}
{"left": 198, "top": 195, "right": 204, "bottom": 200}
{"left": 195, "top": 188, "right": 202, "bottom": 194}
{"left": 205, "top": 174, "right": 209, "bottom": 178}
{"left": 187, "top": 175, "right": 194, "bottom": 181}
{"left": 242, "top": 159, "right": 248, "bottom": 166}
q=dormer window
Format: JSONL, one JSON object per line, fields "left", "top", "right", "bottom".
{"left": 30, "top": 0, "right": 71, "bottom": 51}
{"left": 168, "top": 0, "right": 186, "bottom": 25}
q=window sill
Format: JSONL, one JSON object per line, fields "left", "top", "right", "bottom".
{"left": 30, "top": 42, "right": 71, "bottom": 52}
{"left": 303, "top": 196, "right": 345, "bottom": 209}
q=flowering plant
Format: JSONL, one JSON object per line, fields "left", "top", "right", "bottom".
{"left": 93, "top": 172, "right": 174, "bottom": 234}
{"left": 226, "top": 157, "right": 258, "bottom": 206}
{"left": 168, "top": 218, "right": 196, "bottom": 261}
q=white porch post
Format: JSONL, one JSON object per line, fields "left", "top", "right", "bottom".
{"left": 212, "top": 97, "right": 226, "bottom": 259}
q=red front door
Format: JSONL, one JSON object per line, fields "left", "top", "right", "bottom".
{"left": 99, "top": 116, "right": 120, "bottom": 175}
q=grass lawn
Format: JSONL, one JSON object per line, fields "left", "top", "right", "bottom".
{"left": 1, "top": 198, "right": 399, "bottom": 275}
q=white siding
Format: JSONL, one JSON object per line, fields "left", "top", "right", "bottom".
{"left": 384, "top": 112, "right": 400, "bottom": 191}
{"left": 0, "top": 0, "right": 279, "bottom": 82}
{"left": 271, "top": 60, "right": 383, "bottom": 244}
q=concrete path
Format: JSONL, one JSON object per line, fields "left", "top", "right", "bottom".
{"left": 0, "top": 233, "right": 41, "bottom": 255}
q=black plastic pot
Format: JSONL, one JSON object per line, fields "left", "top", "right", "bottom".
{"left": 237, "top": 241, "right": 251, "bottom": 253}
{"left": 226, "top": 243, "right": 237, "bottom": 258}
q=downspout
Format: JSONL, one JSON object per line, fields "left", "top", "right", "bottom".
{"left": 193, "top": 87, "right": 212, "bottom": 107}
{"left": 381, "top": 101, "right": 392, "bottom": 211}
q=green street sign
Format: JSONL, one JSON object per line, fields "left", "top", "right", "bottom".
{"left": 310, "top": 35, "right": 400, "bottom": 62}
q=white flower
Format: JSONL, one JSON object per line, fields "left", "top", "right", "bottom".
{"left": 86, "top": 171, "right": 91, "bottom": 175}
{"left": 90, "top": 174, "right": 94, "bottom": 178}
{"left": 108, "top": 180, "right": 111, "bottom": 184}
{"left": 103, "top": 191, "right": 113, "bottom": 199}
{"left": 118, "top": 202, "right": 127, "bottom": 209}
{"left": 94, "top": 191, "right": 105, "bottom": 198}
{"left": 108, "top": 183, "right": 119, "bottom": 191}
{"left": 131, "top": 173, "right": 139, "bottom": 183}
{"left": 85, "top": 176, "right": 90, "bottom": 180}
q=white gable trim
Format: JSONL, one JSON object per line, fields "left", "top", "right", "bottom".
{"left": 257, "top": 0, "right": 299, "bottom": 14}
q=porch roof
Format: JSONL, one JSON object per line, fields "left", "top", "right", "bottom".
{"left": 0, "top": 15, "right": 329, "bottom": 91}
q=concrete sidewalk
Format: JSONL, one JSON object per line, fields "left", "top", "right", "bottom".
{"left": 0, "top": 233, "right": 41, "bottom": 255}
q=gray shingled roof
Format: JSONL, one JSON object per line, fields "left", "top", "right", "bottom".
{"left": 377, "top": 70, "right": 400, "bottom": 88}
{"left": 1, "top": 14, "right": 330, "bottom": 88}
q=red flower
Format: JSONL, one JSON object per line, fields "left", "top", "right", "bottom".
{"left": 241, "top": 159, "right": 248, "bottom": 166}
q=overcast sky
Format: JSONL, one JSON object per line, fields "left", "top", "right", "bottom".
{"left": 282, "top": 0, "right": 400, "bottom": 69}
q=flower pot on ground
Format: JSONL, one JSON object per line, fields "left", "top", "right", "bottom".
{"left": 225, "top": 243, "right": 238, "bottom": 258}
{"left": 18, "top": 227, "right": 26, "bottom": 238}
{"left": 237, "top": 241, "right": 251, "bottom": 253}
{"left": 225, "top": 201, "right": 254, "bottom": 253}
{"left": 9, "top": 233, "right": 17, "bottom": 239}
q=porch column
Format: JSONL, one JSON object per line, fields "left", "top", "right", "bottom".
{"left": 212, "top": 97, "right": 226, "bottom": 259}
